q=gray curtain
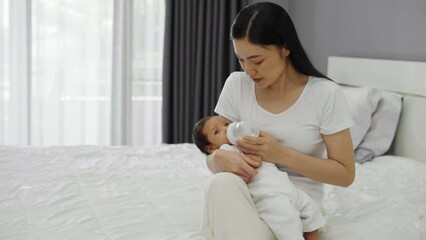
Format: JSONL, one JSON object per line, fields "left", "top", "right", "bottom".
{"left": 162, "top": 0, "right": 248, "bottom": 143}
{"left": 111, "top": 0, "right": 133, "bottom": 145}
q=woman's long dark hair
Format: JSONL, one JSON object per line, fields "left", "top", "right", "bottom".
{"left": 231, "top": 2, "right": 330, "bottom": 80}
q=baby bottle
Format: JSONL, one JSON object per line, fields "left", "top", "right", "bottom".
{"left": 227, "top": 121, "right": 259, "bottom": 145}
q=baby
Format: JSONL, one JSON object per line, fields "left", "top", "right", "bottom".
{"left": 192, "top": 115, "right": 325, "bottom": 240}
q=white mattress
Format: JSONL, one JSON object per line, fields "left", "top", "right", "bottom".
{"left": 1, "top": 144, "right": 425, "bottom": 240}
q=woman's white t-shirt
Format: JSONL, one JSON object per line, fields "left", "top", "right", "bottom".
{"left": 214, "top": 72, "right": 353, "bottom": 204}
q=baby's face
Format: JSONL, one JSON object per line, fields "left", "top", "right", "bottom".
{"left": 203, "top": 116, "right": 231, "bottom": 152}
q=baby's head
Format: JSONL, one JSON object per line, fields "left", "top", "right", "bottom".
{"left": 192, "top": 116, "right": 231, "bottom": 155}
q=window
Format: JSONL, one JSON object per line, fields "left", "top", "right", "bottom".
{"left": 0, "top": 0, "right": 164, "bottom": 146}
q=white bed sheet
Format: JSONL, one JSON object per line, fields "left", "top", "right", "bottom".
{"left": 0, "top": 144, "right": 425, "bottom": 240}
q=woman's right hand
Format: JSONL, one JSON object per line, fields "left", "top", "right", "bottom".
{"left": 207, "top": 149, "right": 261, "bottom": 183}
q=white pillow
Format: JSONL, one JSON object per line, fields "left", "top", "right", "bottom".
{"left": 355, "top": 90, "right": 402, "bottom": 162}
{"left": 341, "top": 87, "right": 381, "bottom": 149}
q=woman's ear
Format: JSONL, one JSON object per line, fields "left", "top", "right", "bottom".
{"left": 281, "top": 47, "right": 290, "bottom": 57}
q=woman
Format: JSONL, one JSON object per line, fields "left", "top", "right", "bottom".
{"left": 200, "top": 2, "right": 355, "bottom": 240}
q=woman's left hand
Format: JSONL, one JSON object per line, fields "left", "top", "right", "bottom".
{"left": 236, "top": 131, "right": 286, "bottom": 164}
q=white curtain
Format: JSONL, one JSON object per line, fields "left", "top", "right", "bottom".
{"left": 0, "top": 0, "right": 164, "bottom": 146}
{"left": 130, "top": 0, "right": 164, "bottom": 146}
{"left": 0, "top": 0, "right": 30, "bottom": 145}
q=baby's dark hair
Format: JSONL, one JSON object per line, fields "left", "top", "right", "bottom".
{"left": 192, "top": 116, "right": 213, "bottom": 155}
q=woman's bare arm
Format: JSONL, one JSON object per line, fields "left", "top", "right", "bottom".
{"left": 238, "top": 129, "right": 355, "bottom": 187}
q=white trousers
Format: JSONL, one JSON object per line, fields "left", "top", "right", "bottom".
{"left": 200, "top": 163, "right": 325, "bottom": 240}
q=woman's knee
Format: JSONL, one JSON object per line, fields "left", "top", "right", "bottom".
{"left": 205, "top": 172, "right": 246, "bottom": 196}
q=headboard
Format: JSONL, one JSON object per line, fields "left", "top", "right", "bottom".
{"left": 327, "top": 56, "right": 426, "bottom": 162}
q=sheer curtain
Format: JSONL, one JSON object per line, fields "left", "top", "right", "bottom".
{"left": 0, "top": 0, "right": 164, "bottom": 146}
{"left": 0, "top": 0, "right": 31, "bottom": 145}
{"left": 131, "top": 0, "right": 164, "bottom": 146}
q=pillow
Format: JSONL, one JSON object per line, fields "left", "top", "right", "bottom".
{"left": 355, "top": 90, "right": 403, "bottom": 163}
{"left": 341, "top": 86, "right": 381, "bottom": 149}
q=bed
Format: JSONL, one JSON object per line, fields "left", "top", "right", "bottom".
{"left": 1, "top": 57, "right": 426, "bottom": 240}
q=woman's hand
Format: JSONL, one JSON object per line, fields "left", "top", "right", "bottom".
{"left": 238, "top": 129, "right": 355, "bottom": 187}
{"left": 207, "top": 149, "right": 261, "bottom": 183}
{"left": 237, "top": 131, "right": 286, "bottom": 165}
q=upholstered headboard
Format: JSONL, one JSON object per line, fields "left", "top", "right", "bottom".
{"left": 327, "top": 56, "right": 426, "bottom": 162}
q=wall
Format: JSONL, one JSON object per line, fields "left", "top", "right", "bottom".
{"left": 288, "top": 0, "right": 426, "bottom": 74}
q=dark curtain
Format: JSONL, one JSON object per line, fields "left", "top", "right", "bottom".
{"left": 162, "top": 0, "right": 248, "bottom": 143}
